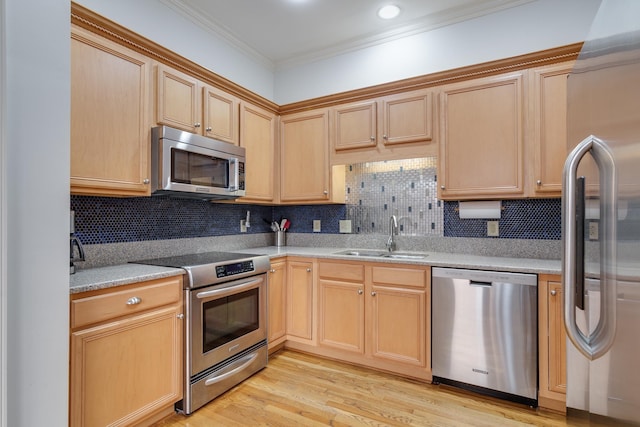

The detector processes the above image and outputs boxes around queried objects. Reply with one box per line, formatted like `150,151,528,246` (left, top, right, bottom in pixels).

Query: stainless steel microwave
151,126,246,200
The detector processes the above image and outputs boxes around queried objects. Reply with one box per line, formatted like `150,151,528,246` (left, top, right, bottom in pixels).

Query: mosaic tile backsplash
71,158,570,245
344,158,442,235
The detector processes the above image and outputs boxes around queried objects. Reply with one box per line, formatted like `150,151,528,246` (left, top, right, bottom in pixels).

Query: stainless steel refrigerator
563,0,640,424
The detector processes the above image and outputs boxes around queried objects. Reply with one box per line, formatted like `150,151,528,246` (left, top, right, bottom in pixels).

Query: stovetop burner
132,251,270,289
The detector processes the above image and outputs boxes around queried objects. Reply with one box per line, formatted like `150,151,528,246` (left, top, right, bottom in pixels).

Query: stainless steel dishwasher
431,267,538,406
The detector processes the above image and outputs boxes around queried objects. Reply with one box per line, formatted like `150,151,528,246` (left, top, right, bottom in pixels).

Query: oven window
202,288,259,352
172,148,229,188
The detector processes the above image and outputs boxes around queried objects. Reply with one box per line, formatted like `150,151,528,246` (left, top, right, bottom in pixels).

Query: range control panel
215,260,255,278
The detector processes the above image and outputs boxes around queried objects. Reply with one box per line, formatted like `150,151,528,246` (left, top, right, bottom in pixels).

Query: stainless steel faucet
386,215,398,252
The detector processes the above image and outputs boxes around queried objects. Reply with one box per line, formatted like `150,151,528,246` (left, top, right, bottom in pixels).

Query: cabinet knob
143,179,150,184
306,268,312,273
177,313,184,319
206,127,212,132
440,185,445,190
537,180,542,186
269,269,276,273
370,136,375,141
323,190,328,195
383,134,388,140
550,290,557,296
371,291,377,297
358,289,363,295
194,122,201,128
126,296,142,305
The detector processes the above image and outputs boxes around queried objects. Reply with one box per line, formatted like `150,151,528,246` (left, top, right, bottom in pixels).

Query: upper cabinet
70,26,152,196
529,62,573,197
156,64,239,145
238,101,278,203
439,71,526,200
280,109,345,204
330,89,437,164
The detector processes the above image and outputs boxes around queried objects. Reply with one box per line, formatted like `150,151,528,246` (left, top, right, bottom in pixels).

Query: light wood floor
153,349,596,427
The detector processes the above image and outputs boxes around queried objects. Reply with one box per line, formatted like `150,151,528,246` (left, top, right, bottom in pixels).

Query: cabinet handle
206,126,212,132
371,291,377,296
550,290,557,296
194,122,201,128
358,289,363,295
177,313,184,319
126,296,142,305
537,180,543,186
306,268,312,273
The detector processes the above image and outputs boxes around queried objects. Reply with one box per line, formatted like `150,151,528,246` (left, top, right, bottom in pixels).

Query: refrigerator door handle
562,134,618,361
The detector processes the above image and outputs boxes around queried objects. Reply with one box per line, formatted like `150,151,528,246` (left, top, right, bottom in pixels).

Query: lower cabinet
316,260,430,380
286,258,315,343
538,274,567,412
267,258,287,350
69,276,184,427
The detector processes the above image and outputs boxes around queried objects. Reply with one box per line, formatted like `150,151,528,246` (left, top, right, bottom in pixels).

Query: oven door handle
195,278,263,299
204,352,259,387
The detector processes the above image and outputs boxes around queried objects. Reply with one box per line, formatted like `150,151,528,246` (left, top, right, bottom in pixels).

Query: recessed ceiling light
377,4,401,20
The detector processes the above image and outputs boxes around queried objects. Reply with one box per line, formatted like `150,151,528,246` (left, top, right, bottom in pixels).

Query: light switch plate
339,220,352,233
313,220,321,232
589,221,599,240
487,220,499,237
240,220,247,233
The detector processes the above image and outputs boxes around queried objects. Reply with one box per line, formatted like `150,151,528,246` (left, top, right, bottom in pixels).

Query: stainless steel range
134,251,270,414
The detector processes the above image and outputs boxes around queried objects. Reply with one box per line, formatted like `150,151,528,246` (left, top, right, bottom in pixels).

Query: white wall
275,0,602,104
5,0,70,425
76,0,276,101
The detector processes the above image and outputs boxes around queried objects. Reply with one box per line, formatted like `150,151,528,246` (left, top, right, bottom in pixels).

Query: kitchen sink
333,249,427,259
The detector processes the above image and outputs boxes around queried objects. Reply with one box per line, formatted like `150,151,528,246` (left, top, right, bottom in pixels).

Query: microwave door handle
228,158,238,192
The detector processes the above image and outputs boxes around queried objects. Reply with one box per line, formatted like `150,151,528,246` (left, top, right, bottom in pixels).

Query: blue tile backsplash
72,158,567,245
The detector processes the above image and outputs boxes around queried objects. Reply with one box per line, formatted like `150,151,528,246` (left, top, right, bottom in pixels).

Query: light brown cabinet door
381,91,434,145
286,260,314,340
318,279,365,353
531,63,572,196
70,305,183,427
70,26,151,196
280,110,330,202
547,281,567,394
239,101,276,202
268,260,287,348
203,85,239,144
538,275,567,412
156,64,200,134
331,100,377,151
439,71,525,199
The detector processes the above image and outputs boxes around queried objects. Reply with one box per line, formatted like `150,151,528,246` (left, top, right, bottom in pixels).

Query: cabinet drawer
371,266,426,288
71,276,182,329
318,262,365,282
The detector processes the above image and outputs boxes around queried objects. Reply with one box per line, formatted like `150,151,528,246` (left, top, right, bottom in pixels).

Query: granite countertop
69,264,184,294
70,246,562,294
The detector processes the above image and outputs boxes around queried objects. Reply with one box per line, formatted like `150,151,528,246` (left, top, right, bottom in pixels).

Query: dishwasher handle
469,281,492,287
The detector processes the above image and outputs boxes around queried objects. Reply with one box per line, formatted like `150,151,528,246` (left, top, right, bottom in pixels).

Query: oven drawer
71,276,182,329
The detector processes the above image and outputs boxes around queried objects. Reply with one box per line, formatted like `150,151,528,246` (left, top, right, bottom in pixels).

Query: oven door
188,273,267,376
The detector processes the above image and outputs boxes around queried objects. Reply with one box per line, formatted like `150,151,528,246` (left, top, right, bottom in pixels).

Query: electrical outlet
240,219,247,233
339,220,352,233
589,221,599,240
313,220,321,232
487,221,499,237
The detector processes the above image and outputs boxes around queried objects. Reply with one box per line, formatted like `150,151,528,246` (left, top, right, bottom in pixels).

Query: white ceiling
160,0,534,69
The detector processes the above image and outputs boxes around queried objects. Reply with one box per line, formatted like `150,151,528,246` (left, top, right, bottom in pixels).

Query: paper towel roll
458,201,502,219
